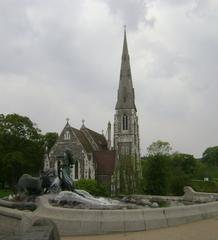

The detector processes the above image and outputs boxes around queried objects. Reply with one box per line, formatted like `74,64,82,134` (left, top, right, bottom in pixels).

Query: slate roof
71,127,94,153
70,126,108,153
83,127,108,150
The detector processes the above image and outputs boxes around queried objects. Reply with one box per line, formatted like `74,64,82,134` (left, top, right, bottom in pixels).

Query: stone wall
0,206,22,235
183,186,218,202
0,212,60,240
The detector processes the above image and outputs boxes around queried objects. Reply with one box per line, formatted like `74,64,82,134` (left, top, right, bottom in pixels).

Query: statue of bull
17,172,52,195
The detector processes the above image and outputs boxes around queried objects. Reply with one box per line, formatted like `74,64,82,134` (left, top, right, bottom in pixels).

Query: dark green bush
144,155,170,195
190,180,218,193
74,179,109,197
0,189,12,198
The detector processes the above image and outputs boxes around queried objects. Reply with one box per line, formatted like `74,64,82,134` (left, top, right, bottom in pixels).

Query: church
44,29,140,187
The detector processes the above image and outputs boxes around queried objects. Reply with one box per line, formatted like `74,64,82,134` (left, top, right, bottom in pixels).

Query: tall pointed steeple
113,27,141,193
115,28,136,110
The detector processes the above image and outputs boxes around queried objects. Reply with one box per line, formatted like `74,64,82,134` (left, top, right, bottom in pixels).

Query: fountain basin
1,187,218,236
28,194,218,236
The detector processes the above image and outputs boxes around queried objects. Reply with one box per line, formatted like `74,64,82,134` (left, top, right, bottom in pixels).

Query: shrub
74,179,109,197
145,155,170,195
190,180,218,193
0,189,12,198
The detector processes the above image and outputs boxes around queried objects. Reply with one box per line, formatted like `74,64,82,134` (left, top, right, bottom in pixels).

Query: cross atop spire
115,28,136,110
66,118,70,126
81,119,85,128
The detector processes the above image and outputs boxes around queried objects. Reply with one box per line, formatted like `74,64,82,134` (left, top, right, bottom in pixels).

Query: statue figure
56,149,75,192
61,150,75,191
17,171,53,195
16,150,76,195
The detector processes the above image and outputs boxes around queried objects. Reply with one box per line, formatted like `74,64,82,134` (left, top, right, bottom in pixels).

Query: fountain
1,150,218,236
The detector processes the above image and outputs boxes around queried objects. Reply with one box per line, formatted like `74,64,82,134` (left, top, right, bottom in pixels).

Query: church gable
58,123,78,143
47,123,96,180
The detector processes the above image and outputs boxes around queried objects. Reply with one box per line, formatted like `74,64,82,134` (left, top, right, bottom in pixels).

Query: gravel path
63,218,218,240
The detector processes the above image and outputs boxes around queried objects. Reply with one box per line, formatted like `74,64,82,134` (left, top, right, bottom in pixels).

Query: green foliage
190,180,218,193
0,189,12,198
147,140,172,156
0,114,41,140
171,153,197,175
2,151,26,188
142,141,214,196
74,179,109,197
168,153,197,195
44,132,58,152
144,155,170,195
202,146,218,167
192,161,208,179
0,114,45,188
169,170,189,195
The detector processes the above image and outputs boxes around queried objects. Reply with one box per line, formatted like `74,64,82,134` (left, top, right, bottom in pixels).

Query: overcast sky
0,0,218,157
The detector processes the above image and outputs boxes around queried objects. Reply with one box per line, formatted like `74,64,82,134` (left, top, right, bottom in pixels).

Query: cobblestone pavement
63,218,218,240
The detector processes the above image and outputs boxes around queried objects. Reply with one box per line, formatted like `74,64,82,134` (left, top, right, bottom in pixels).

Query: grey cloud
0,0,218,157
161,0,195,6
104,0,155,29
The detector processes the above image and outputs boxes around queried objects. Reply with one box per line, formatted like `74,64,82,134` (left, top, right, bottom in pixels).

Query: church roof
115,29,136,110
67,125,108,153
83,127,108,150
71,127,94,153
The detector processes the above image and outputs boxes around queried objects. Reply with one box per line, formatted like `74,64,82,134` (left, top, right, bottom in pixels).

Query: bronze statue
56,149,75,191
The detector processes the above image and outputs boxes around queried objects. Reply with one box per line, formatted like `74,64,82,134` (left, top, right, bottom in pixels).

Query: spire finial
66,118,70,124
124,25,126,31
82,119,85,128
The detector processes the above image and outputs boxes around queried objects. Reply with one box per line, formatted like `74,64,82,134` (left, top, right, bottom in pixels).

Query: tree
44,132,58,152
171,153,197,176
0,114,44,188
147,140,172,156
169,153,197,195
202,146,218,166
145,155,170,195
2,151,26,189
0,114,41,140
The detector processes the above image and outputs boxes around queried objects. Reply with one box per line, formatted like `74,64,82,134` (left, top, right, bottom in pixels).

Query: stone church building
44,29,140,186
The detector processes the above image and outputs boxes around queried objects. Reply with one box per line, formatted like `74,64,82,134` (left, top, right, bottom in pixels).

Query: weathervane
66,118,70,124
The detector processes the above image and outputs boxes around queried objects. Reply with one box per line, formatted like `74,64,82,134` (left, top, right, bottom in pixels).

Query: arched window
122,114,128,130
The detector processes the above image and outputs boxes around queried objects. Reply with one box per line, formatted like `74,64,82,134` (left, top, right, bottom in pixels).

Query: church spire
115,27,136,110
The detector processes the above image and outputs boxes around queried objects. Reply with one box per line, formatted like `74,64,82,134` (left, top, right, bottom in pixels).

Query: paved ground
63,218,218,240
